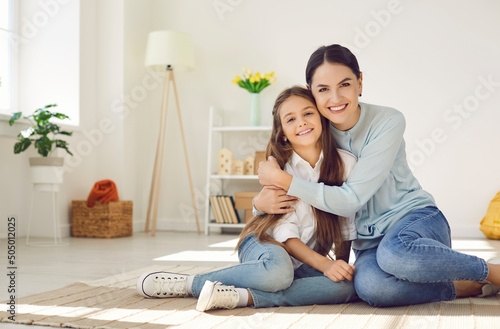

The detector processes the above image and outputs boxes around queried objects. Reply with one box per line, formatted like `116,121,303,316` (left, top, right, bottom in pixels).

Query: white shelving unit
204,106,272,234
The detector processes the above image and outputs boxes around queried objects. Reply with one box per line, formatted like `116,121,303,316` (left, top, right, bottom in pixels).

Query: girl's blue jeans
353,206,489,307
191,234,356,308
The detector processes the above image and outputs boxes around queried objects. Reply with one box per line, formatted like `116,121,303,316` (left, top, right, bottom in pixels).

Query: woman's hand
254,185,298,214
258,156,293,190
257,156,283,186
321,259,356,282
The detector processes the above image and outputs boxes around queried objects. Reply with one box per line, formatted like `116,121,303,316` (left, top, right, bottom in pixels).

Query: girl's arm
258,112,406,217
284,238,355,282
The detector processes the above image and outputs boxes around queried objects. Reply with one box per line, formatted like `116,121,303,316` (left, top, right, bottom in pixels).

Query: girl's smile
296,128,313,136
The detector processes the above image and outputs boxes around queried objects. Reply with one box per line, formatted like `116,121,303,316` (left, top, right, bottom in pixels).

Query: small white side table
26,183,67,246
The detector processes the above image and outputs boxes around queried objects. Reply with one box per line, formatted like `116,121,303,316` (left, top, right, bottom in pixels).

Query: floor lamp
144,30,200,236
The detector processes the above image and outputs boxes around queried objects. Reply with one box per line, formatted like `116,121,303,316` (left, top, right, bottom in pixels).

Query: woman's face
279,95,322,153
309,62,363,131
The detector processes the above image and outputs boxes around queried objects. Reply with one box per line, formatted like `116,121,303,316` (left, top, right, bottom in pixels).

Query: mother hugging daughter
136,44,500,310
255,44,500,306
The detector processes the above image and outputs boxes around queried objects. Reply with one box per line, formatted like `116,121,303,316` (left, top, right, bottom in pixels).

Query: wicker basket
71,200,133,238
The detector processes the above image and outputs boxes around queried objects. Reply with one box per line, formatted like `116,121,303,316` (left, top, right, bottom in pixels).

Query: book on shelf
225,196,240,224
209,195,241,224
218,196,231,223
209,196,224,223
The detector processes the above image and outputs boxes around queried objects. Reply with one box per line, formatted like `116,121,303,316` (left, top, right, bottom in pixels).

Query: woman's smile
327,104,348,114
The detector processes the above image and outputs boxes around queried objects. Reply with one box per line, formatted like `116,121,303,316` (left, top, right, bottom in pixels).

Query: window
0,1,79,126
0,0,14,114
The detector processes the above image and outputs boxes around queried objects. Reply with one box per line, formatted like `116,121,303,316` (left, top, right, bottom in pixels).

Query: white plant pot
29,157,64,192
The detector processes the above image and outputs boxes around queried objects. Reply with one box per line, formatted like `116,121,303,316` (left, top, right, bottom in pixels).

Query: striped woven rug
1,265,499,329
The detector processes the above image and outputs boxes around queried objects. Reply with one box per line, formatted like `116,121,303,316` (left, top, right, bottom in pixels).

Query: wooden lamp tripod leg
145,69,200,235
145,70,171,235
170,71,201,235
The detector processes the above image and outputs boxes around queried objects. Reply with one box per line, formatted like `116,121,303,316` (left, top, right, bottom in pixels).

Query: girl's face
279,95,322,152
309,62,363,131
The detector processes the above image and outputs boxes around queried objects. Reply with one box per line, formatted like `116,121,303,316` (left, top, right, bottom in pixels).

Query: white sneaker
196,281,239,312
478,257,500,297
137,271,189,298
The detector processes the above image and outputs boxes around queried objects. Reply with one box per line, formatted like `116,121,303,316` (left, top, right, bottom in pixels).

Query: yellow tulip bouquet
231,67,276,93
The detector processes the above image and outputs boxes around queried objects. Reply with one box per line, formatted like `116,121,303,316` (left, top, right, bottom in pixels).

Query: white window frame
0,0,19,121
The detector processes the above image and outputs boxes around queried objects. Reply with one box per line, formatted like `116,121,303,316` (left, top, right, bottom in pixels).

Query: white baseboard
7,222,484,239
134,222,488,238
450,225,486,239
133,219,199,233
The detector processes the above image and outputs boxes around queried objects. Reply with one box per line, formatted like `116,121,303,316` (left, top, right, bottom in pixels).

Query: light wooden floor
1,232,500,329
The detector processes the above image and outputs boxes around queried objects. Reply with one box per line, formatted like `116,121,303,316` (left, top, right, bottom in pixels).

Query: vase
29,157,64,192
249,93,261,126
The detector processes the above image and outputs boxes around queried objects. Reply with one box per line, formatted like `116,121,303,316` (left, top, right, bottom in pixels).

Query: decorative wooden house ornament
217,148,233,175
232,159,244,175
244,156,254,175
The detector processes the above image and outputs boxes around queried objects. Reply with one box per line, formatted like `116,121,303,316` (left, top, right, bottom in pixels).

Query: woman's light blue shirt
286,102,436,250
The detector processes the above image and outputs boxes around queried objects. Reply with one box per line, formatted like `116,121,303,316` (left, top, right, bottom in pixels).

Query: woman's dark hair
305,44,361,87
236,86,346,259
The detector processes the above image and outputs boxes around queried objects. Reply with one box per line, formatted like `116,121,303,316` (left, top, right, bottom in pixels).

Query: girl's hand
254,185,298,214
284,238,355,283
258,156,285,187
322,259,356,282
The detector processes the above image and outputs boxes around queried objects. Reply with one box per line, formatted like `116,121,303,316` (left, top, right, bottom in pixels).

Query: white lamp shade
144,30,195,71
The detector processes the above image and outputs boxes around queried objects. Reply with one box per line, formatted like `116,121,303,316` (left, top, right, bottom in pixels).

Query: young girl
255,44,500,306
136,86,358,311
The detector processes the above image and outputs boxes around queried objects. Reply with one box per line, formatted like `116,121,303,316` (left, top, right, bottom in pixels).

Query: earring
359,93,362,97
283,137,288,142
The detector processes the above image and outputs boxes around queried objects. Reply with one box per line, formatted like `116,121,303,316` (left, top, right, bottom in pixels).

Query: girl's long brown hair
236,86,346,259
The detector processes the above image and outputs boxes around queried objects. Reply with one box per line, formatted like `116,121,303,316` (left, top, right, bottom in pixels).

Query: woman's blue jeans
191,234,356,308
353,206,489,307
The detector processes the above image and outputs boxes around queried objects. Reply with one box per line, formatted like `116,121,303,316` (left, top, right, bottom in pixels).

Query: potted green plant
9,104,73,191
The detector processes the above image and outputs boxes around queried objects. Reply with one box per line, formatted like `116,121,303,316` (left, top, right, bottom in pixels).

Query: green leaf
9,112,22,126
35,136,52,157
255,80,263,93
55,139,73,156
55,139,67,147
35,125,50,137
57,131,73,136
258,82,270,93
46,122,60,134
243,79,253,93
13,138,31,154
54,112,69,120
37,110,52,123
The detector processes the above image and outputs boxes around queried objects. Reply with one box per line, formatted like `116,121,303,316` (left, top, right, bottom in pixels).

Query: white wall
1,0,499,239
131,0,500,237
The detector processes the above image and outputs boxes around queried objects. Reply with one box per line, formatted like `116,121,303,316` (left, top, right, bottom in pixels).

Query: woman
255,44,500,307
